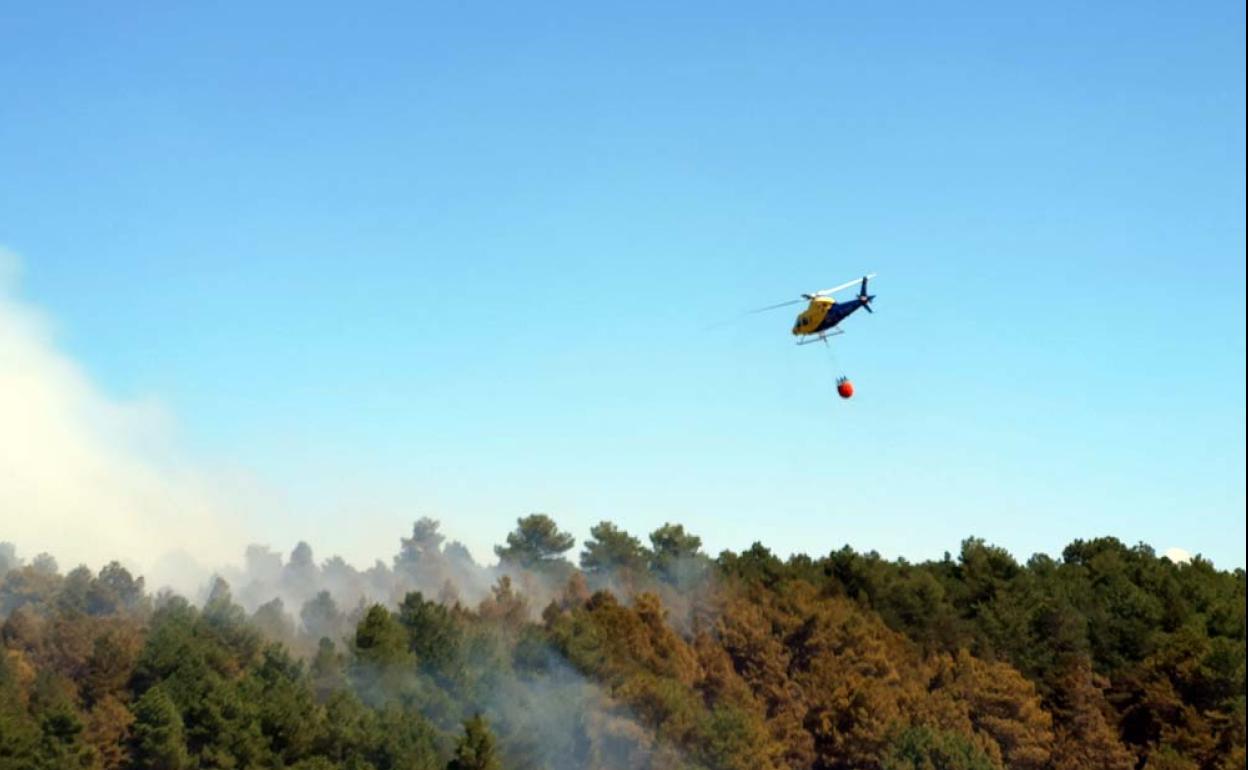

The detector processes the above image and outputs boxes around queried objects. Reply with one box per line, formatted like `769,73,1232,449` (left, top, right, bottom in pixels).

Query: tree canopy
0,526,1241,770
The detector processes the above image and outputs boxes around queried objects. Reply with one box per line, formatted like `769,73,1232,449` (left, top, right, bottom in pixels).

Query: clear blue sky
3,2,1244,569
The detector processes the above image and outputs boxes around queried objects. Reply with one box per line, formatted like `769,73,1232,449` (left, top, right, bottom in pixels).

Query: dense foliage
1,522,1242,769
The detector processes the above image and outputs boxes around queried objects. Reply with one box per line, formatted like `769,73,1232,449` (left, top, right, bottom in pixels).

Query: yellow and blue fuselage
792,296,870,337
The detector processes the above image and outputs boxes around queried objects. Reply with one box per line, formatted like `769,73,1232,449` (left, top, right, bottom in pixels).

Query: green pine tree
130,686,189,770
447,714,501,770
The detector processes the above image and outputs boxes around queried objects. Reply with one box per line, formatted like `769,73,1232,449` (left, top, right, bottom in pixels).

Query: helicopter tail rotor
859,276,875,313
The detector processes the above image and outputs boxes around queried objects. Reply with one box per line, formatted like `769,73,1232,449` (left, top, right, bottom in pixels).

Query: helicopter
751,274,877,345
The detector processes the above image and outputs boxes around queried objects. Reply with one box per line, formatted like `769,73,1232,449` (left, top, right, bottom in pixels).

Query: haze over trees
1,516,1243,769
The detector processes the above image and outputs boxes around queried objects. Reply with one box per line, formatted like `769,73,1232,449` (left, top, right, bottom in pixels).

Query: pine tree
580,522,650,575
494,514,575,569
882,726,1000,770
1047,656,1134,770
447,714,501,770
130,686,189,770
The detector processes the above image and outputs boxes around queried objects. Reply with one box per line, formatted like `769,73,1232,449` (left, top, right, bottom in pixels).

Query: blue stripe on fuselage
815,300,862,332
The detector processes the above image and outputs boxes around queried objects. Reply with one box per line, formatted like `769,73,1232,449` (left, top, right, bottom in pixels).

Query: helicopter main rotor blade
809,273,877,297
745,298,805,314
703,297,803,330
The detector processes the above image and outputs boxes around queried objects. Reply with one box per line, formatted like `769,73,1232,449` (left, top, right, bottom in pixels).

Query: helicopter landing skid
796,329,844,346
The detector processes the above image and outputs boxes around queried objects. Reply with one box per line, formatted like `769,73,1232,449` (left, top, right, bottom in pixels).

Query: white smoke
0,247,251,591
1163,547,1193,565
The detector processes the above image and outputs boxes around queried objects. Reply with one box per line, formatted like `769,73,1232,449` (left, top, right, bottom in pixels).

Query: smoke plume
0,248,249,590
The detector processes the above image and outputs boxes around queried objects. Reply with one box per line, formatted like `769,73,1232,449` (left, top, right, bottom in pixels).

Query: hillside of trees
1,518,1243,769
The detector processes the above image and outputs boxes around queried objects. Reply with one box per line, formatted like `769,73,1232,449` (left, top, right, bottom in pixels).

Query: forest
1,517,1243,770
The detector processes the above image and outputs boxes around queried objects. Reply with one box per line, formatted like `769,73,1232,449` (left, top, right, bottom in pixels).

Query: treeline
0,520,1243,769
